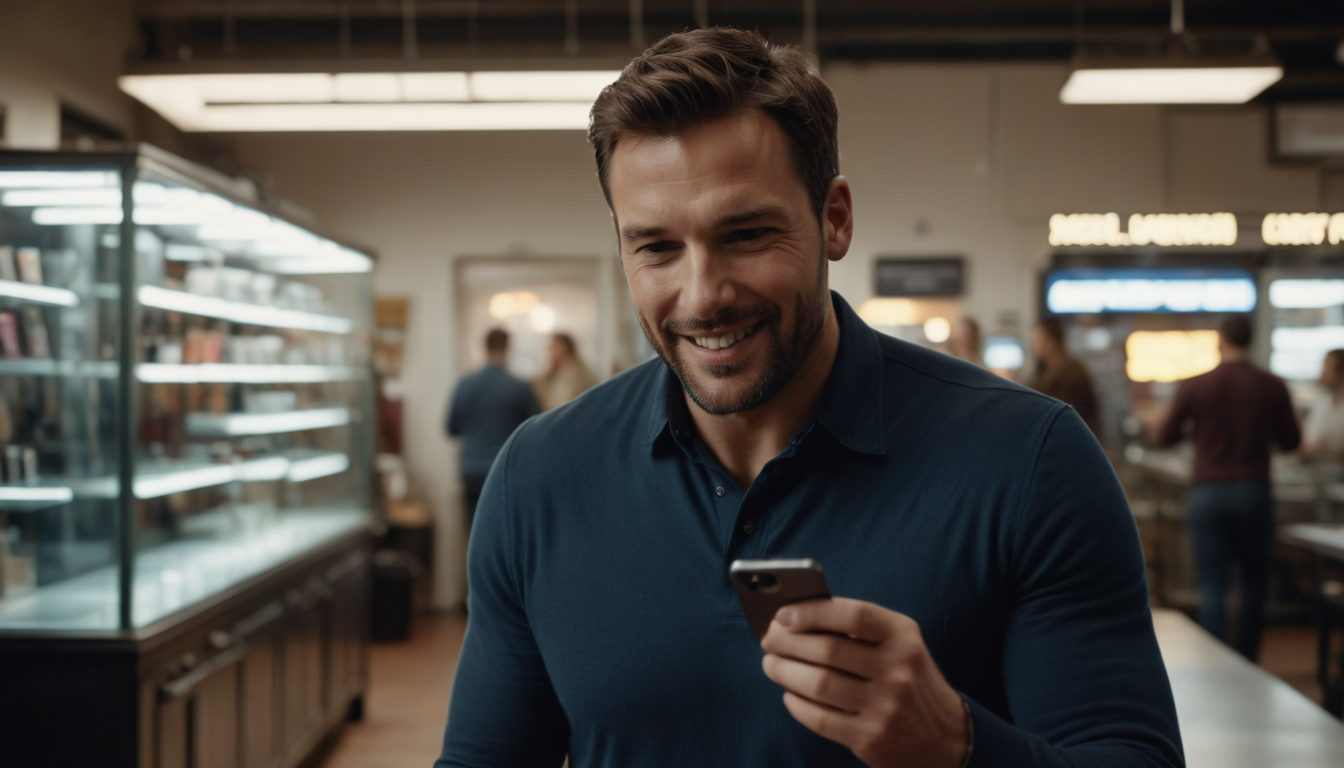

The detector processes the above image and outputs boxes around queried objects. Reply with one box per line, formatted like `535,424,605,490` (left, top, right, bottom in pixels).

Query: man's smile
688,321,762,351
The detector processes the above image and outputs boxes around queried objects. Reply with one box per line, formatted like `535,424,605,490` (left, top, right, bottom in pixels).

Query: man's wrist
955,693,975,768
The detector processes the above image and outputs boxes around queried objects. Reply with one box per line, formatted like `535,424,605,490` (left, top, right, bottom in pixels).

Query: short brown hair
1036,317,1065,346
485,329,509,353
589,28,839,218
1220,314,1252,348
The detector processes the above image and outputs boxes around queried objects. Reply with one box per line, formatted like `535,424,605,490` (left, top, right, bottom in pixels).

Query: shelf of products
0,147,374,631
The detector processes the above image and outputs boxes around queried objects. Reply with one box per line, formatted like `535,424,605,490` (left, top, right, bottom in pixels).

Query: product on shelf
20,306,51,358
0,312,20,359
15,247,42,285
0,246,16,282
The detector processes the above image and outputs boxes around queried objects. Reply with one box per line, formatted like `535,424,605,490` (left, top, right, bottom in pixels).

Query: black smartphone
729,558,831,639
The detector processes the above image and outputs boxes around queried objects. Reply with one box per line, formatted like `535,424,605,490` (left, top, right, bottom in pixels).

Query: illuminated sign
1048,212,1238,247
1045,269,1256,314
875,257,964,297
1261,213,1344,246
1268,279,1344,309
1125,330,1221,383
984,337,1024,370
1270,326,1344,380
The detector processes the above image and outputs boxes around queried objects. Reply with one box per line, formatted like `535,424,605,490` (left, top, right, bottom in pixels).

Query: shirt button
743,521,755,534
715,486,725,497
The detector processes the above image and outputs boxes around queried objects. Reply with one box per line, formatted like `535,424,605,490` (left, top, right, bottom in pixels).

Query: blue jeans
1187,480,1275,661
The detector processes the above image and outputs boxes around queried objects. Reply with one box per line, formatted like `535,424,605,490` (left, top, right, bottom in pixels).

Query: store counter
1154,608,1344,766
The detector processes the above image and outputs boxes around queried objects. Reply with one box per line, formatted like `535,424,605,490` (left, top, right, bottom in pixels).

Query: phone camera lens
743,574,760,591
760,573,779,591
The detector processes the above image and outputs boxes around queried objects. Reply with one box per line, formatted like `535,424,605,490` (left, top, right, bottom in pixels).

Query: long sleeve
435,427,570,767
446,380,467,437
1155,382,1191,448
1271,379,1302,452
965,406,1184,768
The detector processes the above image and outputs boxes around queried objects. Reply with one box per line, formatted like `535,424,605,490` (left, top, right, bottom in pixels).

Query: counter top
1281,523,1344,561
1154,608,1344,767
0,509,370,633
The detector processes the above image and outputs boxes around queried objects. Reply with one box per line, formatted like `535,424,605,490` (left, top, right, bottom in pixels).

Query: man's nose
683,244,736,322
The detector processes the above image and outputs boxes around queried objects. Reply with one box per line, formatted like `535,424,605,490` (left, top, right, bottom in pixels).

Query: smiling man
436,28,1183,768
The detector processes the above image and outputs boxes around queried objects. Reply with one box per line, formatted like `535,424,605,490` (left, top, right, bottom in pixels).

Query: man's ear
823,177,854,263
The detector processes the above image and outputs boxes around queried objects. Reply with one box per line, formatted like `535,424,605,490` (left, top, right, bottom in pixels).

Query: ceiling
131,0,1344,101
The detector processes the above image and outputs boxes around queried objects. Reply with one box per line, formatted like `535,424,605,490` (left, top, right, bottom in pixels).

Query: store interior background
2,0,1338,613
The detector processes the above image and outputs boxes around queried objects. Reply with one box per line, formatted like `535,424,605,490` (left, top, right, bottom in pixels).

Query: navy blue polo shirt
437,293,1183,768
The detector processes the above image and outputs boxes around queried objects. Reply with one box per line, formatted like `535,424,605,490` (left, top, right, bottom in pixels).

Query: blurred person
947,315,983,367
1156,315,1300,661
1029,317,1099,436
445,329,540,533
438,28,1180,768
1302,349,1344,461
535,332,596,409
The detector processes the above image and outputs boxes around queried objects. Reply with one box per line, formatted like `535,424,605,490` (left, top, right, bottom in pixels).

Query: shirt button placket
715,486,725,497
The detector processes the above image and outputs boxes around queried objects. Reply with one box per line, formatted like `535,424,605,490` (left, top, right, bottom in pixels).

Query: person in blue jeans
1157,315,1301,660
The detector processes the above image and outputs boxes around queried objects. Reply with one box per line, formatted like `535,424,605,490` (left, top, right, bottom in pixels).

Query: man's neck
486,354,507,368
685,298,842,491
1221,346,1249,363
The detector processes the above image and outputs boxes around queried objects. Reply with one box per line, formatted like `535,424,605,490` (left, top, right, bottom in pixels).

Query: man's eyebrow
714,205,789,228
619,224,668,242
618,205,789,243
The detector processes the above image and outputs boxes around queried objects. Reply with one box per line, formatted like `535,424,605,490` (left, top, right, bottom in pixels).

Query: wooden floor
315,613,1324,767
317,612,468,768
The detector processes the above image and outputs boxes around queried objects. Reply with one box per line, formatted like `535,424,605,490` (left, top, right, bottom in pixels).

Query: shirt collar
644,291,886,456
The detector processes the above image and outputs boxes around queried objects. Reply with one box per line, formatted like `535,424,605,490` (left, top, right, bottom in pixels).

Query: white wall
0,0,138,148
233,131,615,607
231,62,1323,609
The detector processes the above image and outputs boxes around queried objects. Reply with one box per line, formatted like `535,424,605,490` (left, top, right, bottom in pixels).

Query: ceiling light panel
119,70,621,131
1060,66,1283,105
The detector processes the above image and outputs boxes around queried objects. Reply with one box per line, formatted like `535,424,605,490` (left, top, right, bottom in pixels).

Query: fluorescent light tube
3,189,122,207
32,207,124,225
468,70,619,102
0,171,118,188
0,279,80,307
1060,66,1283,104
164,101,595,132
118,71,620,131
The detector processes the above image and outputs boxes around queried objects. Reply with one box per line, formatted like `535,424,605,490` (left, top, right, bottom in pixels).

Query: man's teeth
693,325,755,350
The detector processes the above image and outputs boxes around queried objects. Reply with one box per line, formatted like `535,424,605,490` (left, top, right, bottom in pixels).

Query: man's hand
759,598,969,768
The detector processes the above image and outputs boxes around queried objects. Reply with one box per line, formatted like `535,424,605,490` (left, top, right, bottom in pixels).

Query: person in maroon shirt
1156,314,1301,660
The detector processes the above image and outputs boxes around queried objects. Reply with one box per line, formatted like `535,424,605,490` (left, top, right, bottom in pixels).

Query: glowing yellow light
488,291,540,320
923,317,952,344
1125,330,1221,383
858,298,918,327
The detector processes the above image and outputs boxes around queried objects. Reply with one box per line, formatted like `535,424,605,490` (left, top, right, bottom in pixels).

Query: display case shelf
185,407,352,437
0,146,373,635
0,485,75,511
138,285,353,334
0,509,367,630
0,358,117,377
0,278,79,307
138,362,366,384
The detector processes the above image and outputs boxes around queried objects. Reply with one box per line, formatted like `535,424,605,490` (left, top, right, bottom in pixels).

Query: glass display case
0,146,373,633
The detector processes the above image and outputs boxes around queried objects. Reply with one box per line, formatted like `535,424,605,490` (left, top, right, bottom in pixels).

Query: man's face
607,110,842,415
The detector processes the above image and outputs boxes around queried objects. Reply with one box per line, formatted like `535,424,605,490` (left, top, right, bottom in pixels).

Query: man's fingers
780,690,866,745
759,624,882,680
762,653,870,714
773,596,906,643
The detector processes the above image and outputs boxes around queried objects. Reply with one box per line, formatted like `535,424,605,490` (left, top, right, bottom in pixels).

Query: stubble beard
637,257,830,416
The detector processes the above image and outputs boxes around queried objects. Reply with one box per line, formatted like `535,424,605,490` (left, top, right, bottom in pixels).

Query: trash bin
370,549,422,642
